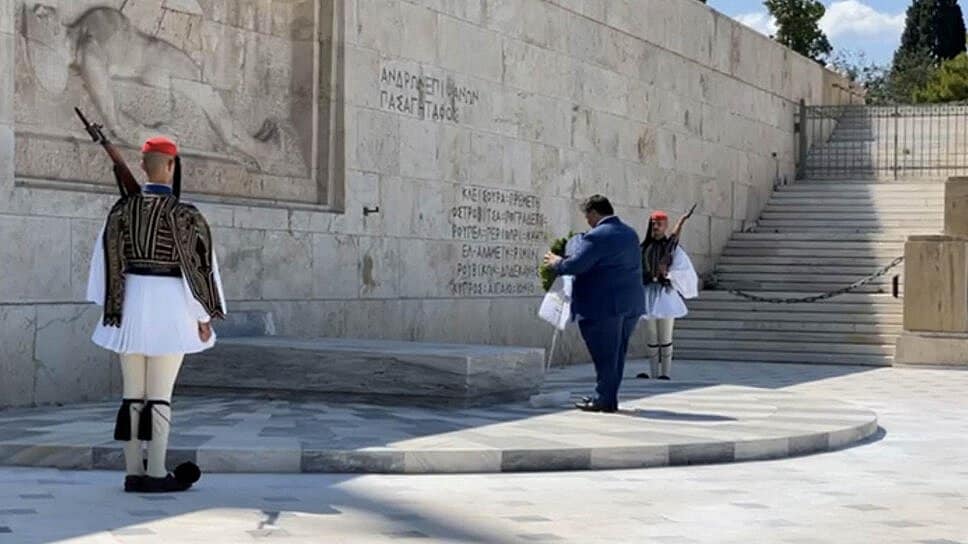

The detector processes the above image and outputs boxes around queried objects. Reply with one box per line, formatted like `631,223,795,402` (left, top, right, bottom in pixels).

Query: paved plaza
0,360,966,543
0,362,876,474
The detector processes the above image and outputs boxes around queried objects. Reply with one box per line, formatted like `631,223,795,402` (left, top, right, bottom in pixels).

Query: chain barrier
707,256,905,304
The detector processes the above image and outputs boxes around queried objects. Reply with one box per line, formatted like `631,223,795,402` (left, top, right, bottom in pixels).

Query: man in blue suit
543,195,645,413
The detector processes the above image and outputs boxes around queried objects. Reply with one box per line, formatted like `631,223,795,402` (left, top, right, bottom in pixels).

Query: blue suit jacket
553,216,646,321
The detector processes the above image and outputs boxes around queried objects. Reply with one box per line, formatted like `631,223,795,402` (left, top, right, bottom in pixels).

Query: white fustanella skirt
641,282,689,320
91,275,217,356
640,245,698,321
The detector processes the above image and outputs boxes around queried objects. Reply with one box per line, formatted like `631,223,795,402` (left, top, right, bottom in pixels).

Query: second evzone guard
637,207,699,380
87,136,226,493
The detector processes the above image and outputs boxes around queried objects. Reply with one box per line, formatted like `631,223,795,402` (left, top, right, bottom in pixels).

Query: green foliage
829,50,894,104
914,52,968,102
538,234,574,292
892,47,941,103
763,0,833,63
895,0,966,66
936,1,967,60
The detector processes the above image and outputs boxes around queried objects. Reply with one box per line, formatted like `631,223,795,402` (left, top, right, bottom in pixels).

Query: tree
914,52,968,102
764,0,833,63
895,0,967,65
829,50,893,104
936,1,967,60
892,47,940,102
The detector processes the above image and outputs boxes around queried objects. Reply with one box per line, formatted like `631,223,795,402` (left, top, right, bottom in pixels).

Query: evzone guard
86,135,225,492
637,206,699,381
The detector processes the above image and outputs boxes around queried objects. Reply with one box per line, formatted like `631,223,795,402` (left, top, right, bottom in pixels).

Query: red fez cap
141,136,178,156
650,210,669,221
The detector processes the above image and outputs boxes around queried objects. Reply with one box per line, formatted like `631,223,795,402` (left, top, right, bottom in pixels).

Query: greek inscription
378,65,479,123
448,186,546,297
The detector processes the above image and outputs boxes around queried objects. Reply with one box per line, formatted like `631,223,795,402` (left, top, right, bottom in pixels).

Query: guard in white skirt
87,136,226,493
636,207,698,380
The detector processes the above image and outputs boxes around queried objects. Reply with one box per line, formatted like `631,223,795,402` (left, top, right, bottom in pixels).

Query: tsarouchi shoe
123,475,146,493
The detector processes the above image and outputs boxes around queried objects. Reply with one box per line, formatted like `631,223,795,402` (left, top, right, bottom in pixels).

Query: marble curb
0,417,878,474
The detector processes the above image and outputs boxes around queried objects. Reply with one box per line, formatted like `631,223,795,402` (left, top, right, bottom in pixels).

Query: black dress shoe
124,475,146,493
575,398,603,412
575,399,618,413
657,375,671,380
140,474,193,493
636,372,650,379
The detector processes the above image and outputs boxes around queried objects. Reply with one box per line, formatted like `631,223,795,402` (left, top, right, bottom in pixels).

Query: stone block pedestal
895,177,968,365
895,331,968,366
180,335,546,407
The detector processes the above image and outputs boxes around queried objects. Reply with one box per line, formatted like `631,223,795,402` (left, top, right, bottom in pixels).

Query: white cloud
820,0,905,39
733,12,778,37
731,1,903,41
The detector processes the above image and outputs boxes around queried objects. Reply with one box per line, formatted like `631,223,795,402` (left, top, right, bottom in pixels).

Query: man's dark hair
581,194,614,216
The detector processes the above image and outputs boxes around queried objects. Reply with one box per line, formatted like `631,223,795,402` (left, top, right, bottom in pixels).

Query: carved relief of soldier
17,0,310,184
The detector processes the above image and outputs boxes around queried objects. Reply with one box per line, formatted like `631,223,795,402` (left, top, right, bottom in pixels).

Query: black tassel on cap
173,156,182,199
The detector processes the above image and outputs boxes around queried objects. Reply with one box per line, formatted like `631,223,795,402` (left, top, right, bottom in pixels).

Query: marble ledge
14,178,342,215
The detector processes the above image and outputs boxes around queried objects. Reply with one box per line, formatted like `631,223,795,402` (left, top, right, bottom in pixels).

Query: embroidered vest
102,194,224,326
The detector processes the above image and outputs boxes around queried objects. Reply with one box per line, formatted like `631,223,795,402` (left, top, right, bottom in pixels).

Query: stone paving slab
0,364,878,474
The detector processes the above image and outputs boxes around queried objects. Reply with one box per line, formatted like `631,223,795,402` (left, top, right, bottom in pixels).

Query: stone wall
0,0,852,408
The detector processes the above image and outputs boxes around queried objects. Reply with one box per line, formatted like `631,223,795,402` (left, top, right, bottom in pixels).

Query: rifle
74,108,141,197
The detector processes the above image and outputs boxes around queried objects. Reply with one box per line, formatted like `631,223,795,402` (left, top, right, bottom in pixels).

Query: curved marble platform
0,380,877,474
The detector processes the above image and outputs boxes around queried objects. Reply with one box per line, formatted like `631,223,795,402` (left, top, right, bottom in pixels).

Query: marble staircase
677,179,944,366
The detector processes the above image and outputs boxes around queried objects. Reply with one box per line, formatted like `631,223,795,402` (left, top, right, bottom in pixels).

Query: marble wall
0,0,853,407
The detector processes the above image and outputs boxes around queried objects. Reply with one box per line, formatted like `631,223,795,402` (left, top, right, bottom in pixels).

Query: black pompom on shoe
174,462,202,486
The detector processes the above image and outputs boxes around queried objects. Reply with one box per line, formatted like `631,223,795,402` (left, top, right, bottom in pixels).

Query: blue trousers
578,315,639,410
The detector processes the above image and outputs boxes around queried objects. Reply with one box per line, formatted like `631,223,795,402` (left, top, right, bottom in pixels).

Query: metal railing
796,102,968,180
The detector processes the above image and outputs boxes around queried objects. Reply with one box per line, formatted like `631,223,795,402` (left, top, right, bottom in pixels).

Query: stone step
721,250,904,260
718,256,902,266
686,308,901,324
764,200,941,208
759,211,939,220
675,328,898,345
731,232,908,243
673,338,893,356
675,348,892,366
716,263,899,275
799,177,951,183
711,282,896,294
773,188,944,198
715,273,899,285
752,227,934,234
678,318,901,334
767,198,943,207
802,177,956,184
777,183,944,192
757,219,940,227
690,289,898,306
688,296,904,312
721,249,904,259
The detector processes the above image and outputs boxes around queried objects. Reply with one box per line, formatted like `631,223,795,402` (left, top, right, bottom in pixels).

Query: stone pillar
894,177,968,365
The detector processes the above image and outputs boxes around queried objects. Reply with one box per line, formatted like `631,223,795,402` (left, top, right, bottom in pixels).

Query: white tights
645,318,675,378
119,353,184,478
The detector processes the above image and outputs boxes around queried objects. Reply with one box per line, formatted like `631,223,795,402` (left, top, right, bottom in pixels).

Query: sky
707,0,968,65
